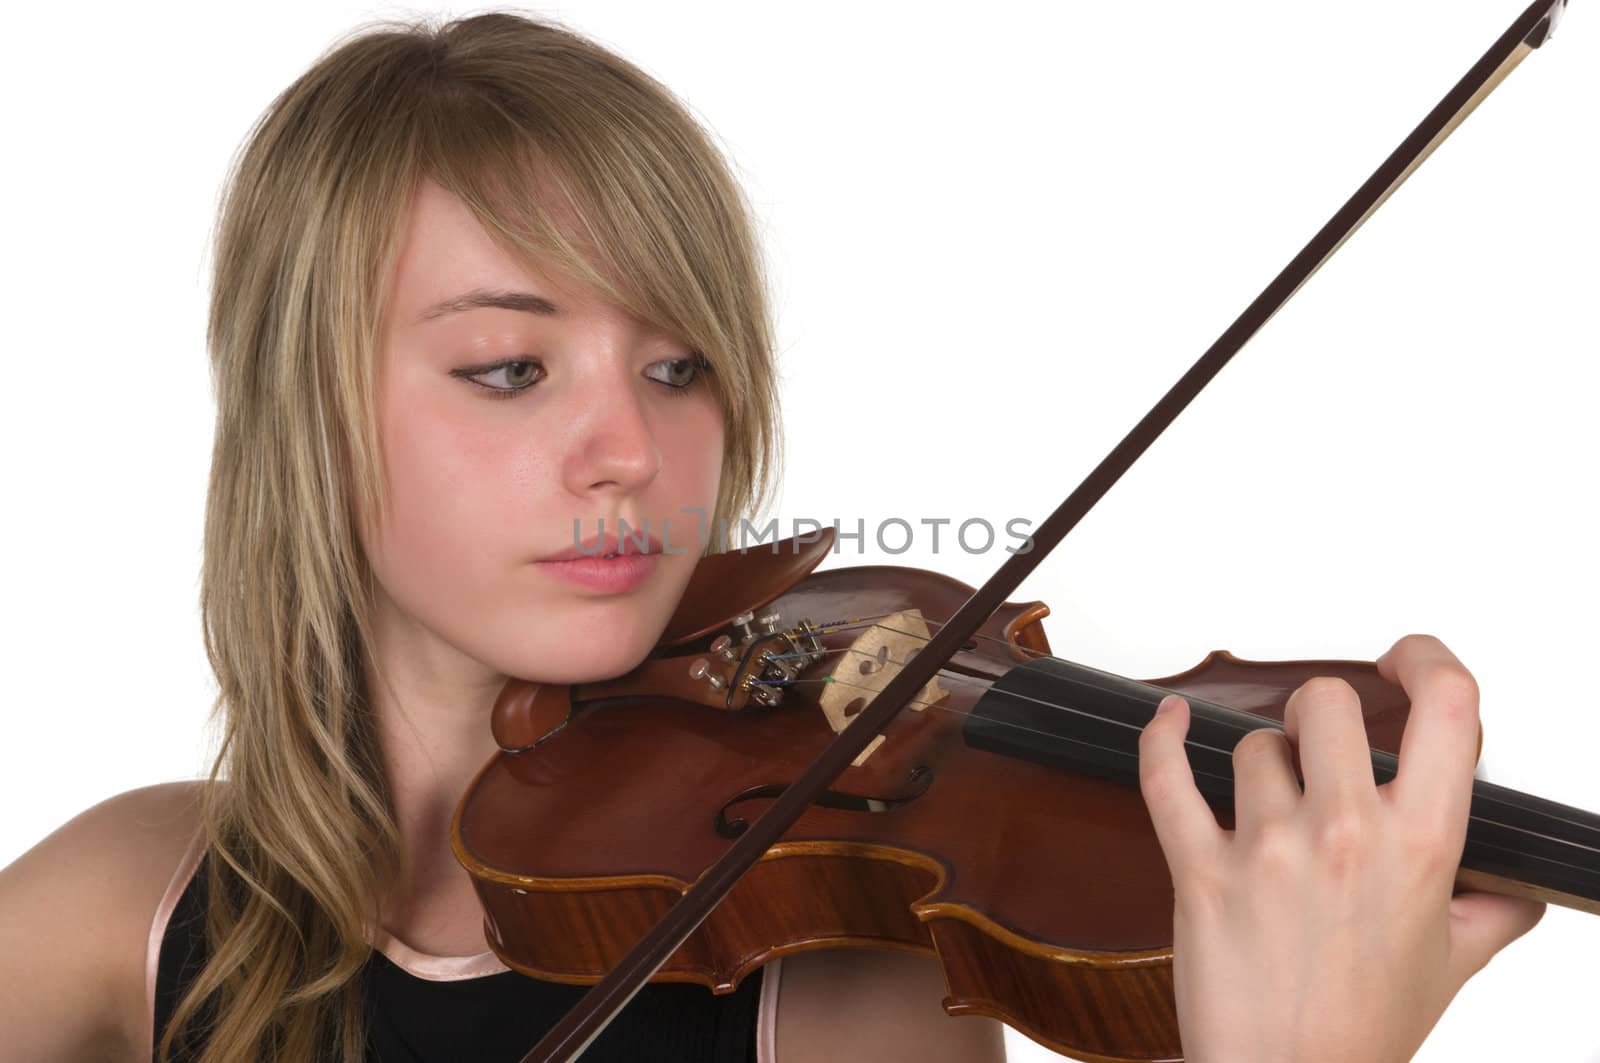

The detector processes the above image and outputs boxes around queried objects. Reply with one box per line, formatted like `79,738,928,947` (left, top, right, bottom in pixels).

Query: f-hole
713,765,934,839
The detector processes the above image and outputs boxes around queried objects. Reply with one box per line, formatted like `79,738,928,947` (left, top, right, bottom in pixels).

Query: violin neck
964,656,1600,916
1454,778,1600,915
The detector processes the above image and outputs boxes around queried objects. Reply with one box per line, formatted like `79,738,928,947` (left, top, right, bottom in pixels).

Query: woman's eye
647,354,709,391
454,358,544,398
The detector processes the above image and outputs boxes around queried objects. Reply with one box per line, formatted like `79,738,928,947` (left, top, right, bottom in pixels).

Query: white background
2,1,1595,1060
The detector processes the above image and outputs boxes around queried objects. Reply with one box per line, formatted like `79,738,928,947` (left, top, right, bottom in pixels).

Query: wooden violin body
453,531,1425,1062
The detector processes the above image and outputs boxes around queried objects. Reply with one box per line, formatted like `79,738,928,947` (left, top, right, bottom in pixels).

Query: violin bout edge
460,836,1186,1063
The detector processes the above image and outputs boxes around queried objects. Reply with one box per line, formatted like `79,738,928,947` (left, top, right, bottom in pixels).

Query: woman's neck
366,598,510,954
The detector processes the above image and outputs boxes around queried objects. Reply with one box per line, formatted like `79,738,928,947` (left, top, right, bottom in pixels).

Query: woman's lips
534,552,659,593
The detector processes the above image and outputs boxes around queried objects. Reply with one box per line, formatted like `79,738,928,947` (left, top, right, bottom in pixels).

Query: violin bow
520,2,1570,1058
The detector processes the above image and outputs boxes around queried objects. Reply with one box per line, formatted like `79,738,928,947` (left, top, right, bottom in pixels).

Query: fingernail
1154,695,1177,716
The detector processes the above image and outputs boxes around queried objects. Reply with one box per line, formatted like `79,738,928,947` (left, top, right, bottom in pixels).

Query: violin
454,523,1600,1061
449,1,1596,1060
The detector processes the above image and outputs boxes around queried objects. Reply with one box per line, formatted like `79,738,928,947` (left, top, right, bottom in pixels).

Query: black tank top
152,853,764,1062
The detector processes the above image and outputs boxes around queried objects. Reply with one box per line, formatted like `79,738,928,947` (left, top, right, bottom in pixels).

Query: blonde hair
169,11,781,1060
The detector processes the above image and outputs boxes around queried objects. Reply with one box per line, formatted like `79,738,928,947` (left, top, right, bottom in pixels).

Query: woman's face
362,178,725,686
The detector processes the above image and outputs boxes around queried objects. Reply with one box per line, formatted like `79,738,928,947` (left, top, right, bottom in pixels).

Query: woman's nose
562,372,662,496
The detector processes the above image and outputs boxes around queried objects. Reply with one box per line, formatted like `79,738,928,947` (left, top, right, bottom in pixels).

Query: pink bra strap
144,823,208,1034
757,957,783,1063
370,928,510,981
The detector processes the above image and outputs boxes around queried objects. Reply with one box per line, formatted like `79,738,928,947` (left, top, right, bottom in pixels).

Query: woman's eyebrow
415,287,560,323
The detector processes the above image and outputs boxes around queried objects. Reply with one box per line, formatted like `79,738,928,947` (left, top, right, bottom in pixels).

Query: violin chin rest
490,679,573,752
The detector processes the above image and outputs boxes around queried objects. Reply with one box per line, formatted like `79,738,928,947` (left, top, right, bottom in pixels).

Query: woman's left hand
1137,633,1546,1063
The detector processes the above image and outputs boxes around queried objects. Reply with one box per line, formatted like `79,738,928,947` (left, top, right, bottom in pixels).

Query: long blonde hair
169,12,781,1060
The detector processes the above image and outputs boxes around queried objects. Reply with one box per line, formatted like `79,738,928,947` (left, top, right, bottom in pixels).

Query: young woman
0,10,1549,1062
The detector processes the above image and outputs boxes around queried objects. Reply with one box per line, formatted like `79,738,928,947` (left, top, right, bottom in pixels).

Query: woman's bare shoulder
0,780,209,1062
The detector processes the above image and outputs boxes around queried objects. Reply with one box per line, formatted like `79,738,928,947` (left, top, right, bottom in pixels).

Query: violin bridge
818,608,950,767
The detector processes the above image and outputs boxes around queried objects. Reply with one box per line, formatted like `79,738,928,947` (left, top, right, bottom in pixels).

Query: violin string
770,660,1258,771
755,647,1600,863
776,611,1051,662
766,622,1380,762
734,613,1033,668
806,626,1600,847
790,667,1600,868
777,665,1241,787
764,650,1228,755
741,618,1600,854
774,615,1553,801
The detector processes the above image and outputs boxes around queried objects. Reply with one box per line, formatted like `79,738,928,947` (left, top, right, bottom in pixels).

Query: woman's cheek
367,399,510,594
663,397,726,552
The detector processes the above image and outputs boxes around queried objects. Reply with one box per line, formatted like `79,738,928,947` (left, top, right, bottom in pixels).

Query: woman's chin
475,573,692,685
492,630,662,687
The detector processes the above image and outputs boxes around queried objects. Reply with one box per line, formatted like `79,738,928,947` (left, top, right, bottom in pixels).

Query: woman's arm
776,948,1005,1062
0,781,204,1062
1139,633,1545,1063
